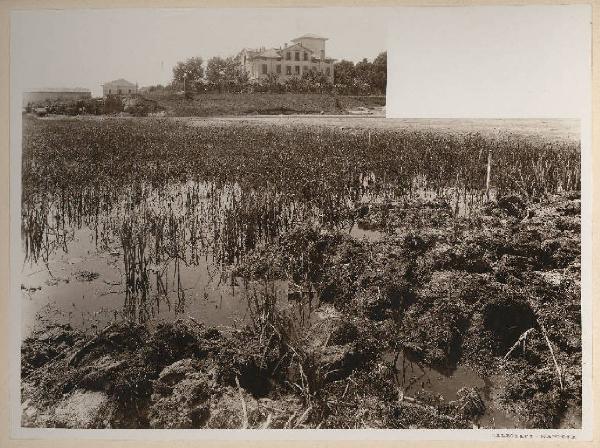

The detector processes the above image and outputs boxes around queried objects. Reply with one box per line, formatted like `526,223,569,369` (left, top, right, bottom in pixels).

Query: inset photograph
12,6,586,433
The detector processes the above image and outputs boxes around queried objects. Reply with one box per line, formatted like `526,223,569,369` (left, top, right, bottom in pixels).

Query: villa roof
257,48,282,59
283,43,314,53
292,34,328,41
103,78,136,87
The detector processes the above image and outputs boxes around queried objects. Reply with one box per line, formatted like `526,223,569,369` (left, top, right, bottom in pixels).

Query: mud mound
451,387,486,421
500,364,568,428
356,198,453,232
400,298,469,369
22,324,83,376
298,316,378,384
149,358,217,428
353,257,417,320
206,389,304,429
423,236,492,274
496,195,527,218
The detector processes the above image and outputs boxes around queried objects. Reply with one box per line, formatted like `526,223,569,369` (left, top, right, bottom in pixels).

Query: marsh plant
22,117,580,323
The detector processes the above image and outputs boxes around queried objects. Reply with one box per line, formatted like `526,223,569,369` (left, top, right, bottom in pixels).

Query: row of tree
168,52,386,95
333,53,387,95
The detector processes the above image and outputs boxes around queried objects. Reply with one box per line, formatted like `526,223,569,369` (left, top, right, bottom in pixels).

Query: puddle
21,223,307,337
385,349,517,428
350,223,384,241
20,179,320,338
559,405,583,429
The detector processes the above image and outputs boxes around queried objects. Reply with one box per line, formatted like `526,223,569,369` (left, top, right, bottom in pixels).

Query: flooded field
181,116,580,142
20,115,582,429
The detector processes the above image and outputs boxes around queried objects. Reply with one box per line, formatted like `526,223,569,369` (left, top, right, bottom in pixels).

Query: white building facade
239,34,335,82
102,79,138,97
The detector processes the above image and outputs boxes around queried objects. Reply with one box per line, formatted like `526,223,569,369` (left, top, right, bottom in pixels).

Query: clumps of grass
399,298,470,369
499,363,569,428
452,387,486,421
74,270,100,282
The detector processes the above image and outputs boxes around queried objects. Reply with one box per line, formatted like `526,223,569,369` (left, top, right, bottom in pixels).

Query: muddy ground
21,191,581,429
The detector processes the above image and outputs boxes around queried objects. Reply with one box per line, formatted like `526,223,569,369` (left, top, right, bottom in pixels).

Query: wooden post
485,147,492,200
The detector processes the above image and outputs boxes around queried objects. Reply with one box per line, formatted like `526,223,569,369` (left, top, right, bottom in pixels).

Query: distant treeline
144,52,387,96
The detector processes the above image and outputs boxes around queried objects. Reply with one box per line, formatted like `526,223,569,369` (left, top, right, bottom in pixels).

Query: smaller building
102,79,138,97
23,88,91,107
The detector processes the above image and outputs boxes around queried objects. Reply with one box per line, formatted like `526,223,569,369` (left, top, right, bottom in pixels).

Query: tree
301,70,331,93
172,57,204,91
206,56,228,85
334,53,386,94
372,51,387,93
333,60,356,88
206,56,248,92
258,73,282,93
283,76,303,93
354,58,373,88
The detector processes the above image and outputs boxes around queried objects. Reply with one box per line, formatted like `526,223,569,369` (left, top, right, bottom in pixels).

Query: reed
21,117,581,323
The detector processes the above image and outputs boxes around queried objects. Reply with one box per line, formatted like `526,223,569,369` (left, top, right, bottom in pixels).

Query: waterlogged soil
21,215,375,338
22,191,582,429
21,222,289,337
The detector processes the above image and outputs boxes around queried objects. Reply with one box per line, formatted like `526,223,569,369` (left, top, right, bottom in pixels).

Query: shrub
104,95,124,114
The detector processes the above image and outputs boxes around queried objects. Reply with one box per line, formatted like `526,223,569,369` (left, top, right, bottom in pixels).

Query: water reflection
21,175,486,335
385,348,516,428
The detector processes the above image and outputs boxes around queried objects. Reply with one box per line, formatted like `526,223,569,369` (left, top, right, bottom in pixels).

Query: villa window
294,65,300,75
286,65,291,75
262,64,268,74
303,52,308,61
326,67,331,76
295,51,300,61
276,65,281,74
118,89,122,94
286,52,291,60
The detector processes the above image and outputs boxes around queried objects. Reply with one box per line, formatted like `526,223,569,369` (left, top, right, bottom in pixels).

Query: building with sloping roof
23,88,91,107
102,78,138,97
239,34,334,82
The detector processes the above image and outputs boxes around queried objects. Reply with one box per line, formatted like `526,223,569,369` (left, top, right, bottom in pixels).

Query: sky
11,7,389,97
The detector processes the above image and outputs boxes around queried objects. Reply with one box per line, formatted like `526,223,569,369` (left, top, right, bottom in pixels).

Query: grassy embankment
143,91,386,116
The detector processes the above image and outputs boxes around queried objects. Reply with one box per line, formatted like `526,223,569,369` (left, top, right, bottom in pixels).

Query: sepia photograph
8,4,591,438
